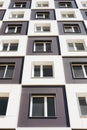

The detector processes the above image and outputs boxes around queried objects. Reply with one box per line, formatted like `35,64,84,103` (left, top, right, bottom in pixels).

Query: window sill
28,116,57,119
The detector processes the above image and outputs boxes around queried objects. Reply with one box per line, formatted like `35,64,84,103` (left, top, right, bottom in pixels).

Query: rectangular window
33,65,53,78
35,25,50,32
11,13,24,18
0,2,3,7
59,2,72,8
62,13,75,18
0,64,15,79
78,96,87,116
36,12,49,19
1,43,18,51
33,41,51,52
30,95,55,117
5,24,22,34
71,64,87,78
64,24,81,33
37,1,49,7
68,42,85,51
13,2,26,8
0,95,8,116
81,2,87,7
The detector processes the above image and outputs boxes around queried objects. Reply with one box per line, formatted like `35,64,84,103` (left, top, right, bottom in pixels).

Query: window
35,25,50,32
1,43,18,51
5,24,22,34
30,95,55,117
62,13,75,18
71,64,87,78
0,64,15,79
68,42,85,51
13,2,26,8
64,24,81,33
33,64,53,77
36,1,49,7
33,41,51,52
81,2,87,7
59,2,72,8
10,12,24,18
78,96,87,116
0,94,8,116
36,12,49,19
0,2,3,7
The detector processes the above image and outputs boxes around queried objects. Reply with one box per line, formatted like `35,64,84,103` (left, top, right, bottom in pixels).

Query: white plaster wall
0,35,27,56
3,9,31,21
55,9,83,21
59,35,87,56
17,128,71,130
66,84,87,128
0,85,21,128
0,0,10,9
28,21,58,36
31,0,55,9
22,56,65,85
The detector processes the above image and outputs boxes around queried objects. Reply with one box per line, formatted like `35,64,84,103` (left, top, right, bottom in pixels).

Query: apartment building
0,0,87,130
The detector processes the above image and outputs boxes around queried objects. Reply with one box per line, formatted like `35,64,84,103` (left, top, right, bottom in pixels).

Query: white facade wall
0,85,21,128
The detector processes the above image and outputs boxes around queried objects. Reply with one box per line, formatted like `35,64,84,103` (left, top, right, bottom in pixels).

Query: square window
33,64,53,78
71,64,87,78
0,95,8,116
0,64,15,79
64,24,81,33
78,96,87,116
5,24,22,34
29,95,55,117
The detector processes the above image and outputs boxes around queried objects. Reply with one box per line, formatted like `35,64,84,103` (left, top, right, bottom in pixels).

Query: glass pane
74,26,80,33
68,43,74,51
36,26,41,32
43,26,50,32
17,26,21,33
36,43,44,52
45,12,49,19
34,66,40,77
0,97,8,115
46,43,51,52
84,65,87,76
0,66,5,78
72,65,84,78
79,97,87,115
5,65,14,78
64,26,72,32
37,13,43,18
18,14,24,18
10,43,18,51
3,44,8,51
47,97,55,117
43,65,53,77
32,97,44,117
8,26,15,33
75,43,85,51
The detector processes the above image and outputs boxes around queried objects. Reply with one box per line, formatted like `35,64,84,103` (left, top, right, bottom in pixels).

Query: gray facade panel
80,10,87,20
63,57,87,83
0,57,23,84
18,86,69,127
30,10,56,20
58,21,87,35
27,36,60,55
0,22,28,35
0,10,5,20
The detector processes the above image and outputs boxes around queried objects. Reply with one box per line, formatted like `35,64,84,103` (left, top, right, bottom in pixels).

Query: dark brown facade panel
27,36,61,55
18,86,70,127
63,57,87,83
0,57,24,84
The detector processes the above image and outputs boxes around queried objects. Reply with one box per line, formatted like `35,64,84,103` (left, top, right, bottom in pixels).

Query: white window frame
33,41,51,52
61,12,75,18
36,1,49,7
67,42,86,51
5,25,22,34
72,64,87,78
32,63,53,78
30,95,55,117
10,12,24,18
35,24,50,32
64,25,80,33
36,12,49,19
0,64,15,79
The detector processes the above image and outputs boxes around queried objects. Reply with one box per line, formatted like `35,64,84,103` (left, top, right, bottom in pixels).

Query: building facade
0,0,87,130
